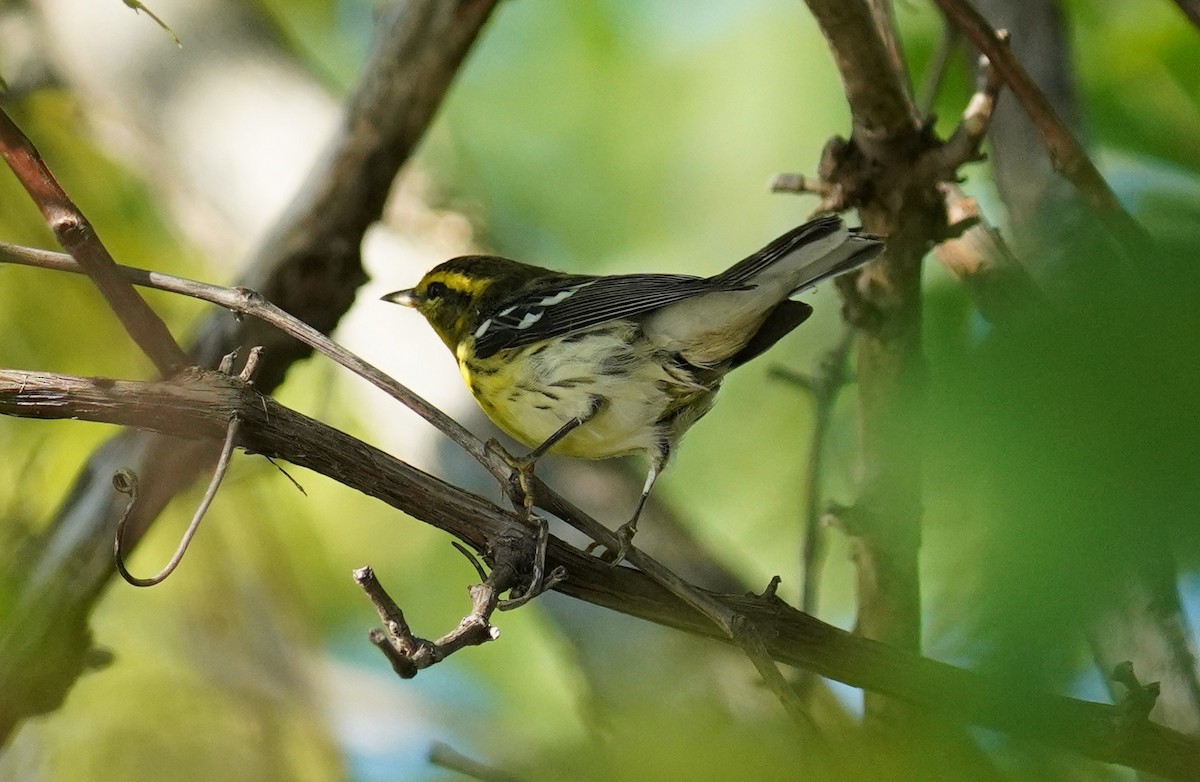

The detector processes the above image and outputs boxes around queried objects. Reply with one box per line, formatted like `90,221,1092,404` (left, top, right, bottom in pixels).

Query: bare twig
739,628,821,734
356,566,502,678
121,0,181,46
931,0,1148,256
112,415,239,587
937,48,1003,176
0,108,187,375
3,367,1200,780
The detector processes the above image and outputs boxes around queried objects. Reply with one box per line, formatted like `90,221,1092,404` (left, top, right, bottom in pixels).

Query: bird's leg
493,396,604,516
612,457,662,563
590,440,668,565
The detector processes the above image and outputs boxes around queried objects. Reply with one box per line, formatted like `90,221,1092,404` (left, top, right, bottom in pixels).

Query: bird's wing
472,273,730,358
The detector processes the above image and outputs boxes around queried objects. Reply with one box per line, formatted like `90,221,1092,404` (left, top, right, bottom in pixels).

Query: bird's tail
711,215,885,295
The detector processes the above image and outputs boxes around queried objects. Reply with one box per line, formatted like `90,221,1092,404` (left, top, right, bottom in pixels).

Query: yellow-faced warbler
384,215,883,558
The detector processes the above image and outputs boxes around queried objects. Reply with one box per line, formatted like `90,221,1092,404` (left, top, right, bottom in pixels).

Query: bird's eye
425,281,448,300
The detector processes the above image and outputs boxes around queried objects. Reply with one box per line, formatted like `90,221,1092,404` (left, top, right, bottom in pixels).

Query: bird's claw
486,438,537,518
583,520,638,566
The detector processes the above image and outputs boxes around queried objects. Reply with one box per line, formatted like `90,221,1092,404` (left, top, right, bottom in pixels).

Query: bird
383,214,883,561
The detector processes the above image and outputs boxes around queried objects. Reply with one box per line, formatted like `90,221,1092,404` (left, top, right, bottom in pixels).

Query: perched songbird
383,215,883,559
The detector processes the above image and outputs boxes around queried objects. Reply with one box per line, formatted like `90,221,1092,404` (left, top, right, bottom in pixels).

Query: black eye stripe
426,281,449,300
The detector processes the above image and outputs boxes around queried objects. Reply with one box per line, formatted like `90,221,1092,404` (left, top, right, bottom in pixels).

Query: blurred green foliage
2,0,1200,780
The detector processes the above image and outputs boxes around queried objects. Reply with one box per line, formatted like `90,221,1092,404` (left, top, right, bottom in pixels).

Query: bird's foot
584,519,637,566
487,438,538,518
611,519,638,564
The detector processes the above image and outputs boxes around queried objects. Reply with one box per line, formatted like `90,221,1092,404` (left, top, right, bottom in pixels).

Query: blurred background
1,0,1199,779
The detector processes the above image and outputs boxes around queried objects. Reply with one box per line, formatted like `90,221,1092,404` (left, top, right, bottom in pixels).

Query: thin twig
739,629,822,734
0,108,188,376
931,0,1148,257
355,565,502,678
112,416,241,587
937,47,1003,175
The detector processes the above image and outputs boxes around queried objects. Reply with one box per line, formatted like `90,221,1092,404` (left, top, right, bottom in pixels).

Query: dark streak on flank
466,361,498,376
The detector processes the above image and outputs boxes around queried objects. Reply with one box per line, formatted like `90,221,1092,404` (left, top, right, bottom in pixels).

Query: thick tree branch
801,0,938,727
1,367,1199,781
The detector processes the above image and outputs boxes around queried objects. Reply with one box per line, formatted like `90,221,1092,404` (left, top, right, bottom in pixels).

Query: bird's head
382,255,549,351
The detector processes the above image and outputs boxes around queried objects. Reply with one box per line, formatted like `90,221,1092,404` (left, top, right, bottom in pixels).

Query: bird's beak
381,289,417,307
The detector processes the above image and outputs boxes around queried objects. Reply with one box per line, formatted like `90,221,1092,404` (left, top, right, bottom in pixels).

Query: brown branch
936,48,1002,177
865,0,916,109
926,50,1043,322
356,566,504,678
801,0,934,729
0,0,500,747
931,0,1148,257
2,367,1200,780
935,186,1043,322
0,107,188,375
802,1,919,150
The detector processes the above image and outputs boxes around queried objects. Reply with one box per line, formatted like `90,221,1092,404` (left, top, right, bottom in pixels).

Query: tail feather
643,217,885,367
709,215,844,287
787,232,884,296
710,216,884,296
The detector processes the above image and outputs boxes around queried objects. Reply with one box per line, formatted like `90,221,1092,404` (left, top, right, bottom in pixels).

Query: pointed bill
381,289,417,307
